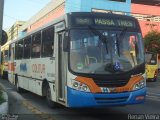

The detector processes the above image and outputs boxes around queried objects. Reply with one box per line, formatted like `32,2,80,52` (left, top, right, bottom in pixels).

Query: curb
0,84,8,114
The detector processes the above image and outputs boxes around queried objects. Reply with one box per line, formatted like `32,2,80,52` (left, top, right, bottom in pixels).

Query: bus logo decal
101,87,110,93
20,63,27,72
32,64,45,74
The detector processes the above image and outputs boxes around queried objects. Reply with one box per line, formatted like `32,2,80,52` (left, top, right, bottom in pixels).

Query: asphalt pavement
0,77,160,120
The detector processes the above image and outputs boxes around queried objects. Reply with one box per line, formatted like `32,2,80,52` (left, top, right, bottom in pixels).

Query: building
131,0,160,37
20,0,65,33
20,0,131,33
9,0,160,38
7,21,25,41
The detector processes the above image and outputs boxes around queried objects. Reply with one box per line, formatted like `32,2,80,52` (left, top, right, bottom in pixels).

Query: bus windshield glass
145,53,157,65
69,29,144,74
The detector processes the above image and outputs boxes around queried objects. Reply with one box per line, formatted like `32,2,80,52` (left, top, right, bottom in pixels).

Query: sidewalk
0,91,8,114
0,81,8,114
0,79,48,120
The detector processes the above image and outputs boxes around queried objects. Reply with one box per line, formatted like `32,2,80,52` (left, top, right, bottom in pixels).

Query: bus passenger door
57,31,67,103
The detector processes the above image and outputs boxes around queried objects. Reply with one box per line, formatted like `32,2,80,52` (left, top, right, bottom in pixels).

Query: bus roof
67,12,137,20
10,15,65,44
67,12,140,29
10,12,140,44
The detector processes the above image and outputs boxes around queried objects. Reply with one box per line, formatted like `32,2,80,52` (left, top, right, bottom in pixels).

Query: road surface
0,77,160,120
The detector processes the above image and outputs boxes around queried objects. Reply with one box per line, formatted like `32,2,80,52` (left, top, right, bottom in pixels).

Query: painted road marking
147,91,160,102
22,100,56,120
5,90,57,120
146,95,160,102
147,92,160,96
6,88,13,90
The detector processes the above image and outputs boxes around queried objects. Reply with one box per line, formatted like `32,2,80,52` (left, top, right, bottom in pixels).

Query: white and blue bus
7,12,146,108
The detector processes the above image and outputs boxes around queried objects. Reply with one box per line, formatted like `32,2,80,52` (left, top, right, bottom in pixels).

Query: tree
144,30,160,54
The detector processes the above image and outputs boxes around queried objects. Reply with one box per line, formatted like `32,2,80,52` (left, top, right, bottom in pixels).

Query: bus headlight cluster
132,79,146,91
71,79,90,92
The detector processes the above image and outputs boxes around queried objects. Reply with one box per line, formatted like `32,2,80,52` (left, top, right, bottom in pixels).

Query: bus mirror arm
63,36,69,52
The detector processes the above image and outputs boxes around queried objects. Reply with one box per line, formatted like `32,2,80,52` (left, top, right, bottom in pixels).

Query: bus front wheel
2,71,8,80
46,85,56,108
15,77,23,93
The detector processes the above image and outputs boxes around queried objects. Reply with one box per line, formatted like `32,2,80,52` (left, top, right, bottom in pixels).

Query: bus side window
15,40,24,60
4,50,9,62
32,32,41,58
41,27,54,57
24,37,31,59
9,45,11,60
1,52,3,64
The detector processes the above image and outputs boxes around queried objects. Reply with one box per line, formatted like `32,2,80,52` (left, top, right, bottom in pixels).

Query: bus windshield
145,52,157,65
69,28,144,74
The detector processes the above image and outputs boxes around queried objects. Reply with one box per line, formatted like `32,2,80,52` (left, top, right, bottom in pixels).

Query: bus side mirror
63,35,69,52
1,30,8,45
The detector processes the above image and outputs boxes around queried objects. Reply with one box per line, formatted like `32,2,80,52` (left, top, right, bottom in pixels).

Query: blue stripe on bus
67,87,146,108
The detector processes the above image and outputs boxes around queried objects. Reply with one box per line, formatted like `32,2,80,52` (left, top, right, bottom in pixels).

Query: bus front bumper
67,87,146,108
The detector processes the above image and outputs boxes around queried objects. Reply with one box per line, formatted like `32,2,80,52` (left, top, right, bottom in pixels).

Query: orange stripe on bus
75,75,144,93
115,75,144,92
75,76,101,93
8,63,15,71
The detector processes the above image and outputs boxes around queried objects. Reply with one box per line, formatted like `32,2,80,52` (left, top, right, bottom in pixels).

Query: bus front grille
95,96,129,104
93,78,129,87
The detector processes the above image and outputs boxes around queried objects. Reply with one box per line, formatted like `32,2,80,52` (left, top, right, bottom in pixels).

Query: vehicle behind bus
7,12,146,108
145,52,158,82
0,41,10,79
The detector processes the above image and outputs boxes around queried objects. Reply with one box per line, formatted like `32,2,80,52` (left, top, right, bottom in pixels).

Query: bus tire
46,84,56,108
15,76,23,93
153,77,157,82
2,71,8,80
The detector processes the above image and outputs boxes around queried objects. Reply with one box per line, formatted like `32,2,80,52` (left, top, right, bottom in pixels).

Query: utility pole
0,0,4,63
0,0,4,43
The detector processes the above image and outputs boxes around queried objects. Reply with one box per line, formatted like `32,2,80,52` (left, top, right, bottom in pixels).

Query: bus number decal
32,64,45,74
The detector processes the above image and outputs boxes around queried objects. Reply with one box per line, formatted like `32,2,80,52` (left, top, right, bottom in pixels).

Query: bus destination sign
75,18,92,25
74,17,136,28
95,18,135,27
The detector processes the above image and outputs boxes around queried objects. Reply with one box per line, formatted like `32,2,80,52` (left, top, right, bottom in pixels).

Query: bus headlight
71,79,90,92
132,79,146,91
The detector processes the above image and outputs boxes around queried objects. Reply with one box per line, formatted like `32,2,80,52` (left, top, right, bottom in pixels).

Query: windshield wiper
88,26,108,53
114,28,127,57
115,34,120,57
119,28,127,40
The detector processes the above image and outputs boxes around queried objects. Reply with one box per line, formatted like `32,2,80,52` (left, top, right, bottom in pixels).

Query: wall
22,0,132,33
138,21,160,37
131,4,160,37
132,4,160,15
28,4,64,32
66,0,131,13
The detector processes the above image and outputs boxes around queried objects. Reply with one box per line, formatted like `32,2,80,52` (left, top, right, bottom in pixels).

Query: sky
3,0,51,30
